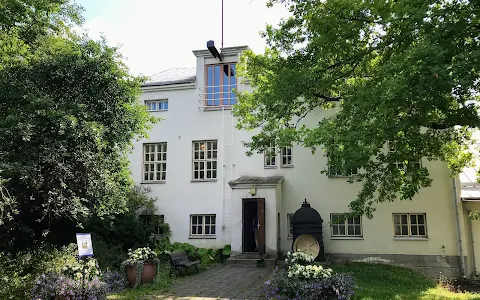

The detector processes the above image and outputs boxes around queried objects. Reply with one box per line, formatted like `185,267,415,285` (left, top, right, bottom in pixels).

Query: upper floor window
143,143,167,182
146,99,168,111
205,63,236,107
281,146,293,167
192,140,218,180
388,140,421,171
264,142,276,168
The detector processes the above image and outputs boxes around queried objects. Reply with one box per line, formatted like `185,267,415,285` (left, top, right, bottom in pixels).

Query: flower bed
265,252,356,300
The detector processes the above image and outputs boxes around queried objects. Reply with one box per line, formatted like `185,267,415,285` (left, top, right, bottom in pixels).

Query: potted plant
121,247,160,287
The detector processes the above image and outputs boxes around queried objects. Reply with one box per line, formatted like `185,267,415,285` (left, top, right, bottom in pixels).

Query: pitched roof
228,176,284,187
143,67,196,87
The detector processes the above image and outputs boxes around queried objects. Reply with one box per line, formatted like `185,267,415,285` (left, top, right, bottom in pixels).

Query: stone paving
157,264,273,300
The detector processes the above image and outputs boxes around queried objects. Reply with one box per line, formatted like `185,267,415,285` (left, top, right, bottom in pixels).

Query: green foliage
235,0,480,218
153,238,231,264
0,0,157,251
0,243,78,300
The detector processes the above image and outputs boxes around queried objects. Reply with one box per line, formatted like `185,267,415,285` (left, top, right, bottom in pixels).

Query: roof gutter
141,82,196,92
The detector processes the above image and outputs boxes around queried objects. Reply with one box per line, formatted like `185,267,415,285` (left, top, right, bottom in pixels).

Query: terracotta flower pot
127,261,156,286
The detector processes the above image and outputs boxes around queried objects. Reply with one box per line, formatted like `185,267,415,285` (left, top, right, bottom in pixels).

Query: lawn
333,262,480,300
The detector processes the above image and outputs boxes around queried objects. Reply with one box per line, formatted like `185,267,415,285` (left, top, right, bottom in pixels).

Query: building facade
129,45,480,279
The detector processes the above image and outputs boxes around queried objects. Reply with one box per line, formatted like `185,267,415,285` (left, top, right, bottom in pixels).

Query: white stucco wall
129,46,463,265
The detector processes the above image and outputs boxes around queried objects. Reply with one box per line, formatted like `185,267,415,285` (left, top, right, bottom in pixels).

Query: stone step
226,257,277,267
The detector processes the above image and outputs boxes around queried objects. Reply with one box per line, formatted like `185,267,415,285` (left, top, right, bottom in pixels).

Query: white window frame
204,63,237,108
143,143,167,182
192,140,218,181
393,213,427,238
281,146,293,167
145,99,168,111
388,140,421,170
330,214,362,237
287,213,294,238
190,214,216,237
264,142,276,168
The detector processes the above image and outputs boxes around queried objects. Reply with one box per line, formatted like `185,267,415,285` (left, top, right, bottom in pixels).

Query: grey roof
142,67,196,87
229,176,284,187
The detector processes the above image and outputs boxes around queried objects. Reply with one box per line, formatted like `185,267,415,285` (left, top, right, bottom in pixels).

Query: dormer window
205,63,237,107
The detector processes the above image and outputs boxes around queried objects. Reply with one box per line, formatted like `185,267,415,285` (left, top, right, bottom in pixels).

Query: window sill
287,236,293,239
393,237,429,241
147,110,168,112
190,179,217,183
264,166,277,169
281,165,294,168
328,175,359,178
331,237,364,240
189,235,216,239
141,181,166,184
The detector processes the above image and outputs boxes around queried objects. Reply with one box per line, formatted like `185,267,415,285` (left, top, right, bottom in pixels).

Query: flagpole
221,0,224,48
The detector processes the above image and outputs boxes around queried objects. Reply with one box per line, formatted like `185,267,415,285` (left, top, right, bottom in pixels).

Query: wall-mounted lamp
249,186,257,196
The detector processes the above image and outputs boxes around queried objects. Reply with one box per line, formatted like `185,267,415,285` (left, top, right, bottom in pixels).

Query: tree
0,0,156,250
234,0,480,218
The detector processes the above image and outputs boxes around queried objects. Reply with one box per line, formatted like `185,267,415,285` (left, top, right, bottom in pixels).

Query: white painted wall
129,46,462,262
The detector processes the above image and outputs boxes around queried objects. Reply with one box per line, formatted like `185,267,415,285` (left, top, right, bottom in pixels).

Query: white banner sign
76,233,94,257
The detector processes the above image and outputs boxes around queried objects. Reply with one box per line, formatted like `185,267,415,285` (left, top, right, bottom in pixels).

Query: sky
75,0,291,76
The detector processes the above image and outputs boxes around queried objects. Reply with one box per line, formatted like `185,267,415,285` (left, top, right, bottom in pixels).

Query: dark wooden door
257,198,266,255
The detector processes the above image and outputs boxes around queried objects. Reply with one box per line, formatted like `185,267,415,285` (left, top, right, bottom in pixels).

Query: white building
129,44,480,278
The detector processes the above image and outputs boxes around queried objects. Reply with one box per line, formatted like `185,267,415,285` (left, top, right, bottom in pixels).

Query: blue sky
75,0,290,76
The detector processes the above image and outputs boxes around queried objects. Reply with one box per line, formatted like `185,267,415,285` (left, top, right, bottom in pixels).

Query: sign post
76,233,93,299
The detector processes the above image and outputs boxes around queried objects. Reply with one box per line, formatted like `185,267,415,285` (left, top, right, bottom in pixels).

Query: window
330,214,362,237
143,143,167,181
388,140,421,170
328,140,358,177
145,99,168,111
393,213,427,237
140,215,165,235
190,214,216,236
281,146,293,167
192,140,218,180
264,143,276,167
205,63,237,107
287,213,294,238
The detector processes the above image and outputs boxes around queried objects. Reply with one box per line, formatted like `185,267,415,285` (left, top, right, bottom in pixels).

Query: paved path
158,265,273,300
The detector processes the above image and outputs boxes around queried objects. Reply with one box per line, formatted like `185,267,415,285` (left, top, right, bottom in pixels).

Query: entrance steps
226,252,277,267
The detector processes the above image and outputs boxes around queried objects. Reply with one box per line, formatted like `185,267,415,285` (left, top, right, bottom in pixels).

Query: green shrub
0,243,78,300
91,232,126,271
153,238,231,265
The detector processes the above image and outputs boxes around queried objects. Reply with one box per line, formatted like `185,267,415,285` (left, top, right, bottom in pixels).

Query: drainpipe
452,178,467,278
464,203,479,277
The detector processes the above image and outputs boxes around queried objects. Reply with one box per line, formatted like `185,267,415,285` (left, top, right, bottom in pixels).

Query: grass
333,262,480,300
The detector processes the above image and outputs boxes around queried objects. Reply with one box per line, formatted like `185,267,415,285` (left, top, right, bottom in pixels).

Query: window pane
401,215,407,224
205,226,210,234
333,226,339,236
410,215,417,225
211,226,215,234
339,225,345,235
164,101,168,110
348,225,354,236
198,216,203,225
230,64,236,104
207,66,213,106
192,226,197,234
411,226,418,235
401,225,408,235
395,225,401,235
198,226,202,234
418,214,425,225
394,215,400,225
419,226,426,236
205,216,210,224
192,216,197,225
214,65,221,106
355,225,361,236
